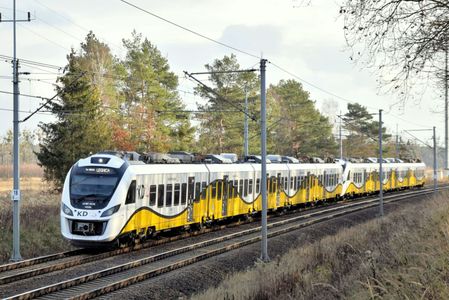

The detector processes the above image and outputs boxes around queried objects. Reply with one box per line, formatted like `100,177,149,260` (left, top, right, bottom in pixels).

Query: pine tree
37,37,113,189
343,103,391,158
267,80,336,158
195,54,260,155
119,31,194,152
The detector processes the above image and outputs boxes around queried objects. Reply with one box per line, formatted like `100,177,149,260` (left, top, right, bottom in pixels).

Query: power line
184,71,257,121
0,107,53,115
0,54,63,70
20,71,86,122
32,0,123,51
0,90,49,100
18,23,72,52
268,61,380,111
119,0,260,59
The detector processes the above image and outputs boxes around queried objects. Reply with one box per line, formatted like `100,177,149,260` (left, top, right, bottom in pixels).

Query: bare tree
341,0,449,102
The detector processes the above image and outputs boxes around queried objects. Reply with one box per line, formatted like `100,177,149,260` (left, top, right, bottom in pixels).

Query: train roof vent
96,151,140,161
282,156,300,164
243,155,271,164
267,154,282,163
168,151,194,163
204,154,232,164
142,152,180,164
220,153,238,163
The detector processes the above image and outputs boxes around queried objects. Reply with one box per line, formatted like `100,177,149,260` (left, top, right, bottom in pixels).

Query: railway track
0,185,435,286
1,186,444,300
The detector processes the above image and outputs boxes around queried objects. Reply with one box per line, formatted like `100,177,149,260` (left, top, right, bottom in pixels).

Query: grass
193,192,449,300
0,164,44,179
0,190,73,264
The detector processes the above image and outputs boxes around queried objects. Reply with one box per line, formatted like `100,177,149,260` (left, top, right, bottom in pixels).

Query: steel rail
4,186,443,300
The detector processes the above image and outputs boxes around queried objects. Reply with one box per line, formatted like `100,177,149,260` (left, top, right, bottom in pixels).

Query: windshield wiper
73,194,107,201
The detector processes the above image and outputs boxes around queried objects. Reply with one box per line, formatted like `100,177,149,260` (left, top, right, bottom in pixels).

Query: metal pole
244,87,249,157
445,47,448,176
395,124,399,161
378,109,384,217
260,59,269,262
434,126,437,194
339,111,343,160
11,0,22,261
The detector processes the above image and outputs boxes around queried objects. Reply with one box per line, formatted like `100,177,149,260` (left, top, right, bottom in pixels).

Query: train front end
60,154,131,247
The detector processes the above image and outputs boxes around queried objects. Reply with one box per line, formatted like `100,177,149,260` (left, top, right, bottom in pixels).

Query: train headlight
101,204,121,217
62,203,73,216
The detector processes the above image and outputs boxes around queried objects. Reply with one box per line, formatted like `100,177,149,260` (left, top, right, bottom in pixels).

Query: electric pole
243,86,249,157
260,58,269,262
434,126,438,194
339,111,343,160
396,124,399,161
445,45,448,176
0,1,32,261
378,109,384,217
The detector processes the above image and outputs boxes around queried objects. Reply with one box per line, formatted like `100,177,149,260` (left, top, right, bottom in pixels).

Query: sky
0,0,444,148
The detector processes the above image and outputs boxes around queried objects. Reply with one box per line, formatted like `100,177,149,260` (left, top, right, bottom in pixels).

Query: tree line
24,31,397,189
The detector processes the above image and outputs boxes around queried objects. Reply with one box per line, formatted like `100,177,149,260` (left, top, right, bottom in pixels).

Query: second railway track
1,186,444,300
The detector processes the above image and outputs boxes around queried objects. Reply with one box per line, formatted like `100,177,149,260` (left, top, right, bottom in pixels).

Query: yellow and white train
60,152,426,246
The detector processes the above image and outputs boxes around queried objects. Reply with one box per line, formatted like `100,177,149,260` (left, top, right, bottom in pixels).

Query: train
60,152,426,246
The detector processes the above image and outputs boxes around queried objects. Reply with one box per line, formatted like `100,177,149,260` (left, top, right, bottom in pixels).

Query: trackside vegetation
193,192,449,300
0,191,70,263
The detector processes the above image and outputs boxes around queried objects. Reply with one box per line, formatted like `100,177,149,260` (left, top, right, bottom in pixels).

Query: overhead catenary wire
32,0,124,51
18,23,72,52
184,71,258,121
0,90,49,100
20,71,86,123
118,0,260,59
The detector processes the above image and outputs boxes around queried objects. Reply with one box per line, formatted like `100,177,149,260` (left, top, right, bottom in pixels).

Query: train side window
181,183,187,205
233,180,238,196
195,182,201,200
239,179,243,195
256,178,260,194
290,177,294,189
244,179,248,196
166,184,173,207
188,177,195,201
249,179,253,194
283,177,287,189
217,180,222,199
212,182,217,198
157,184,164,207
125,180,136,205
149,185,156,206
201,182,207,199
174,183,180,206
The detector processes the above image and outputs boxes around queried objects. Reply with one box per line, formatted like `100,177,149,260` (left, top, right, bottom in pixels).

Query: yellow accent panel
120,171,425,236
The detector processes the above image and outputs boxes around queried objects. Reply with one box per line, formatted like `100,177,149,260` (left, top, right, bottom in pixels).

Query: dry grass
0,177,48,193
194,192,449,300
0,164,44,179
0,190,73,263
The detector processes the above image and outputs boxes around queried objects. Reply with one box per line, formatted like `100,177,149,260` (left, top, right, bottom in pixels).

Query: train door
363,169,367,193
187,176,195,223
306,171,310,201
276,173,281,207
322,171,327,199
222,175,229,217
124,179,137,228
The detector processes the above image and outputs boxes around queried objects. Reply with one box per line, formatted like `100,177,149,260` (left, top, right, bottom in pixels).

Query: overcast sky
0,0,443,147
